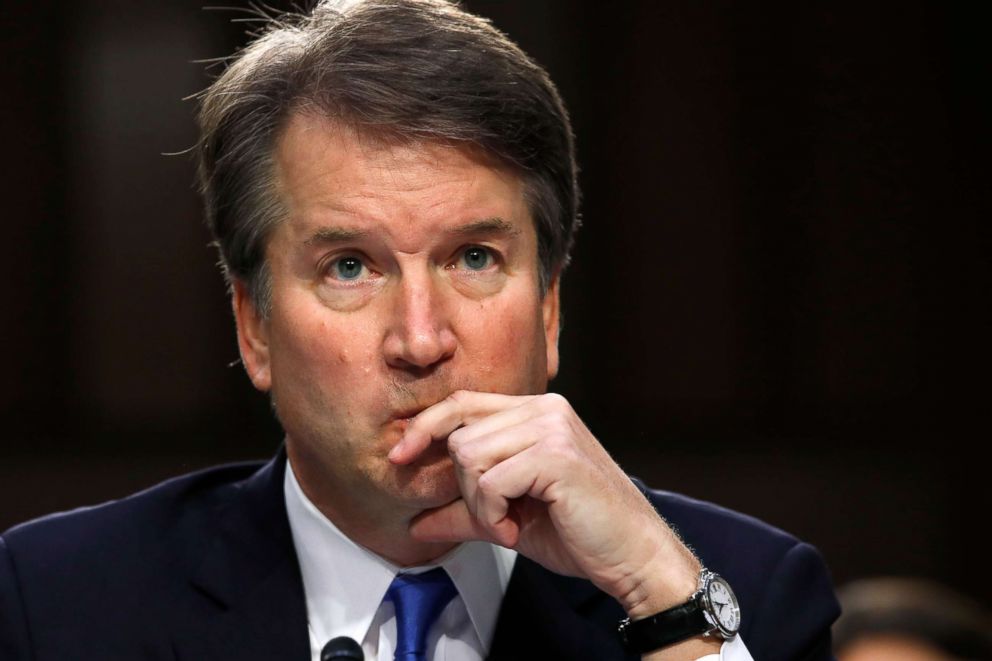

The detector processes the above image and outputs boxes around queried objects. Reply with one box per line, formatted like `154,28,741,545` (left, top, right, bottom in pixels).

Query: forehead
271,113,534,246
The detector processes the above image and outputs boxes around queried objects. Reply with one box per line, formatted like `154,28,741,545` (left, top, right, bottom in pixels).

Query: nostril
392,361,445,379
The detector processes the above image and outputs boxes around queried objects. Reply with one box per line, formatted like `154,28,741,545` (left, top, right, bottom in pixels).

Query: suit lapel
488,557,636,660
173,451,311,661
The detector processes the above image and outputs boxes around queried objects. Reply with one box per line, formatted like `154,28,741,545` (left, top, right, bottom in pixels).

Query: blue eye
460,246,494,271
332,256,366,280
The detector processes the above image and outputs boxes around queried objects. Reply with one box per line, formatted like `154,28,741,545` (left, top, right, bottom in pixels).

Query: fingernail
388,440,404,462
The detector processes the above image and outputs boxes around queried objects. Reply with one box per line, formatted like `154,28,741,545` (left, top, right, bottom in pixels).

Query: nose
382,271,457,373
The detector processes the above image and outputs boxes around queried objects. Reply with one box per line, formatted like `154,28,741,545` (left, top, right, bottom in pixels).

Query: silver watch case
698,570,741,639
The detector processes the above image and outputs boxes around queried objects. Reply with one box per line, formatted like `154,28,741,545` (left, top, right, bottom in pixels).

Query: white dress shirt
284,461,752,660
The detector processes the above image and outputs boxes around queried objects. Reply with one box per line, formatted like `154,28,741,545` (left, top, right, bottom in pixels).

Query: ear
542,273,561,381
232,280,272,392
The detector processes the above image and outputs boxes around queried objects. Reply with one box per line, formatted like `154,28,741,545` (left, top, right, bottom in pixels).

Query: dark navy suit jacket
0,452,839,660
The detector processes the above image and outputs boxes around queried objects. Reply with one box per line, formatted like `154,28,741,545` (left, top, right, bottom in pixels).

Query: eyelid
449,244,501,270
319,251,377,283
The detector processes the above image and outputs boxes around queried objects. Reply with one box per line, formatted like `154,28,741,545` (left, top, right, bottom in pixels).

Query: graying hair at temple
195,0,580,315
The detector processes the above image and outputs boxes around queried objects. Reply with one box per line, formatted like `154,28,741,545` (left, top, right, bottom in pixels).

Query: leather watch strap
618,595,713,653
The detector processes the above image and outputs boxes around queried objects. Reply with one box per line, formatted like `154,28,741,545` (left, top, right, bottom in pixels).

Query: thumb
410,499,520,548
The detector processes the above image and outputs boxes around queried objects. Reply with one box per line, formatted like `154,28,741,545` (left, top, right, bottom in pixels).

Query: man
0,1,839,660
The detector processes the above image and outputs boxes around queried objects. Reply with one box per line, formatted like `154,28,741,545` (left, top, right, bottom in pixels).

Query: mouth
388,396,448,424
383,400,455,465
384,398,449,439
390,406,427,422
384,406,429,437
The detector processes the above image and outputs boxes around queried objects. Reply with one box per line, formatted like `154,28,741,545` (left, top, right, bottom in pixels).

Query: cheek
270,315,389,433
459,298,547,386
272,310,379,388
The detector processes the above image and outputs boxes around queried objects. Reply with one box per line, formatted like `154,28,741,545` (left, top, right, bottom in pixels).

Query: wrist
620,543,702,619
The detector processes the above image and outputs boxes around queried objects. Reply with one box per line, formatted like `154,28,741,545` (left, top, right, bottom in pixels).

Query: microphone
321,636,364,661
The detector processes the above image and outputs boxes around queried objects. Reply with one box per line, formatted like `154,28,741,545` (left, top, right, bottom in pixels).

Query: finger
388,391,535,464
408,499,520,547
449,419,548,521
448,410,558,475
473,444,553,530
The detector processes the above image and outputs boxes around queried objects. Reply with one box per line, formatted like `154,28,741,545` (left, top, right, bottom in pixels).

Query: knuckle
447,430,473,461
539,409,570,433
476,471,499,496
447,427,466,450
539,392,569,412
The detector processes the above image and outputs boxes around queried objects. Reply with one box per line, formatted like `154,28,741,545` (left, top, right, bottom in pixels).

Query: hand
388,391,702,616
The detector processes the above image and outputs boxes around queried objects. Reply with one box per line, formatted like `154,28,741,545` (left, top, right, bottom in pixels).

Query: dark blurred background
2,1,989,604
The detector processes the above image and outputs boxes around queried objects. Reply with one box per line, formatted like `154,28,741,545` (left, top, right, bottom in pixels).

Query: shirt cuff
695,635,753,661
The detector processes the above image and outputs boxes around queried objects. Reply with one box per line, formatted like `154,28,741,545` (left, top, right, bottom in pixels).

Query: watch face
705,576,741,635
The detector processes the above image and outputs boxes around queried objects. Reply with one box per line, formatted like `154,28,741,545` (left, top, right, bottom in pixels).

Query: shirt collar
284,458,517,651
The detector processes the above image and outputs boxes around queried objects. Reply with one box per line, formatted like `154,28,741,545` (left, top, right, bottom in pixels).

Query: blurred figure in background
835,577,992,661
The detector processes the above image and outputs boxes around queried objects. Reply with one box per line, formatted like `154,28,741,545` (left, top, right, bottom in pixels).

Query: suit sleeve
747,541,839,661
0,536,33,661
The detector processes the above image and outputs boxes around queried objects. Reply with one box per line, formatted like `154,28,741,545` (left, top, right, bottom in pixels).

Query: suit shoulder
1,460,265,570
638,483,801,555
636,482,821,584
0,458,289,658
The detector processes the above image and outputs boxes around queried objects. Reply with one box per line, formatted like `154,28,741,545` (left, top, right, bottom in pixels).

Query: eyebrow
303,227,371,246
444,217,521,239
302,217,520,246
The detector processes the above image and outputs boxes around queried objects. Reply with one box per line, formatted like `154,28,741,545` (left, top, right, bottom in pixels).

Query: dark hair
196,0,579,314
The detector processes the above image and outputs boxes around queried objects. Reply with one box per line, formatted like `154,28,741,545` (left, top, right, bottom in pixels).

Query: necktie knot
386,567,457,661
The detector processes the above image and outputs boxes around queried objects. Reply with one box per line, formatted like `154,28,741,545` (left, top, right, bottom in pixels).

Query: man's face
234,114,560,522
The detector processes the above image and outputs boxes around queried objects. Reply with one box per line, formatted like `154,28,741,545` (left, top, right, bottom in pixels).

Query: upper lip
390,392,448,420
390,405,429,421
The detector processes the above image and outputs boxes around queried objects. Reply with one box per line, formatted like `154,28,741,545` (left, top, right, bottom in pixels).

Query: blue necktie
386,567,457,661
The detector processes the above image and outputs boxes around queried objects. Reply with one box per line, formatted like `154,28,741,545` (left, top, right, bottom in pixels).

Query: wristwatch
618,569,741,654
